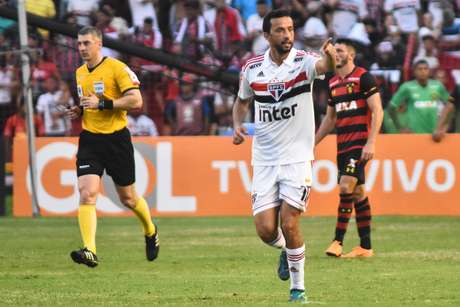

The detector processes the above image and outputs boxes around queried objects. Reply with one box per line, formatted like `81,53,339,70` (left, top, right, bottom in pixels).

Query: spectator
303,1,328,51
67,0,100,26
95,7,121,58
365,0,385,31
132,17,163,50
246,0,270,55
418,12,440,40
173,0,214,60
102,3,129,37
129,0,159,28
384,0,421,34
232,0,272,22
371,40,404,69
0,54,18,134
55,13,81,82
127,109,159,136
327,0,368,37
413,33,439,71
30,49,61,100
164,74,213,135
36,77,74,136
25,0,56,39
387,59,451,134
204,0,246,55
3,100,45,138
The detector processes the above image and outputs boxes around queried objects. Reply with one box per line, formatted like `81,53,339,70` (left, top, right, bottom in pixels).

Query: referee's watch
98,99,114,111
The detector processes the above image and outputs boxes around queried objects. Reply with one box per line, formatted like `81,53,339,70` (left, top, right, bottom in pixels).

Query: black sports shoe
70,248,98,268
145,223,159,261
278,250,290,281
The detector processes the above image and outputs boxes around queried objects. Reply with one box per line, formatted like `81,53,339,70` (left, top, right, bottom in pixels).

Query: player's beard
336,57,348,69
274,39,292,56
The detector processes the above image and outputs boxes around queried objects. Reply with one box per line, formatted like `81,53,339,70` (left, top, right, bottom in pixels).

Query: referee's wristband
98,99,114,111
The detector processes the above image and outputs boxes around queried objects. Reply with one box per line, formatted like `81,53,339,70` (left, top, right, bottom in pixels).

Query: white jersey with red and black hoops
238,47,321,166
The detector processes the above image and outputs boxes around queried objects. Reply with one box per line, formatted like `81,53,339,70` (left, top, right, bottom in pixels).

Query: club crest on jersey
268,81,285,101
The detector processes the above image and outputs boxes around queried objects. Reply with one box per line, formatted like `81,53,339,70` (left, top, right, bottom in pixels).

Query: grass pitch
0,216,459,306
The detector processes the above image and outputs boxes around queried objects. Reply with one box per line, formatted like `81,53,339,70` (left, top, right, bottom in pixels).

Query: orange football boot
325,240,343,257
342,246,374,258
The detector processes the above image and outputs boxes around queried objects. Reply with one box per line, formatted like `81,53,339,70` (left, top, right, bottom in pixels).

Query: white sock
286,244,305,291
266,228,286,249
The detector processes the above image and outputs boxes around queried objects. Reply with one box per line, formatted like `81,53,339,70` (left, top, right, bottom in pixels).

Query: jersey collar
263,47,297,68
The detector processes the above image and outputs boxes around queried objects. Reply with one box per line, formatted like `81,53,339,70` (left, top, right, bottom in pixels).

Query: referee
66,26,159,267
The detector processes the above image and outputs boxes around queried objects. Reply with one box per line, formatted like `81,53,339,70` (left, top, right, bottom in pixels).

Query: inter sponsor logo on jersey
258,103,298,122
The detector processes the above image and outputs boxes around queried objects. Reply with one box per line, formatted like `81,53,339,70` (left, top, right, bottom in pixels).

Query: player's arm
361,72,383,161
388,83,409,132
362,92,384,161
233,67,254,145
315,38,336,75
432,97,455,142
232,96,252,145
315,105,336,146
80,88,142,111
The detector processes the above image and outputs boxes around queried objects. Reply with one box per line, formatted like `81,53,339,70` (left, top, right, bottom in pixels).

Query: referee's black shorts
76,127,135,186
337,148,367,185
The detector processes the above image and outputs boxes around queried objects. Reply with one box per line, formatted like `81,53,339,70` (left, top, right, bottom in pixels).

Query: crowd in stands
0,0,459,144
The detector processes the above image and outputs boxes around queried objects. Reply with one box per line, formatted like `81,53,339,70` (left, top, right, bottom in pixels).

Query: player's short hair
262,9,292,34
335,38,356,55
413,59,429,69
78,26,102,41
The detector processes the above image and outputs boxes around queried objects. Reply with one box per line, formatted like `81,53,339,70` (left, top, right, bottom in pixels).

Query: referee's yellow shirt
76,57,140,134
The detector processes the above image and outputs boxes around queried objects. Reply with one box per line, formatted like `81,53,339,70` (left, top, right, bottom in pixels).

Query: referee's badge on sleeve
77,85,83,98
93,81,105,96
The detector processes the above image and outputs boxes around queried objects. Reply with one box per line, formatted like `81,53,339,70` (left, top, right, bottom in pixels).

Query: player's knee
119,194,136,209
352,185,365,202
339,183,354,194
280,218,298,238
255,222,277,243
79,188,98,204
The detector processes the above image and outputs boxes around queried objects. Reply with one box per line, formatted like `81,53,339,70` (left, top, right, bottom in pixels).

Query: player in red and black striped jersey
315,39,383,258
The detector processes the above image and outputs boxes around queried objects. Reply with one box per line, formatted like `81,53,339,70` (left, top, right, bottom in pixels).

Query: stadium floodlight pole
17,0,40,217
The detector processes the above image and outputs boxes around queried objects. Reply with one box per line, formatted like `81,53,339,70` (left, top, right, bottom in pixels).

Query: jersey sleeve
115,62,141,94
390,83,408,108
237,68,254,100
304,52,321,80
360,72,379,99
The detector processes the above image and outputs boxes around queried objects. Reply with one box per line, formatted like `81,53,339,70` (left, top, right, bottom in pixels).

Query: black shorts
76,127,135,186
337,148,367,185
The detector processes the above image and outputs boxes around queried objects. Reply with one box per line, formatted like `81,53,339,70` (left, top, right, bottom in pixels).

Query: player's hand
432,129,446,143
361,142,375,162
233,125,247,145
65,105,82,120
321,38,335,56
80,92,99,109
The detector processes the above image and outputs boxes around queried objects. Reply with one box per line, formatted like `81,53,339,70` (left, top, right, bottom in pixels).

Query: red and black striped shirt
328,66,379,154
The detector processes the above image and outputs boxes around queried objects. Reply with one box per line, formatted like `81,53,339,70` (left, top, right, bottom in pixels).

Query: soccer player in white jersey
232,9,336,303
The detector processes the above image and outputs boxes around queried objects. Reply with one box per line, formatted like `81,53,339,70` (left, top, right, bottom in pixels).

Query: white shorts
251,161,313,216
